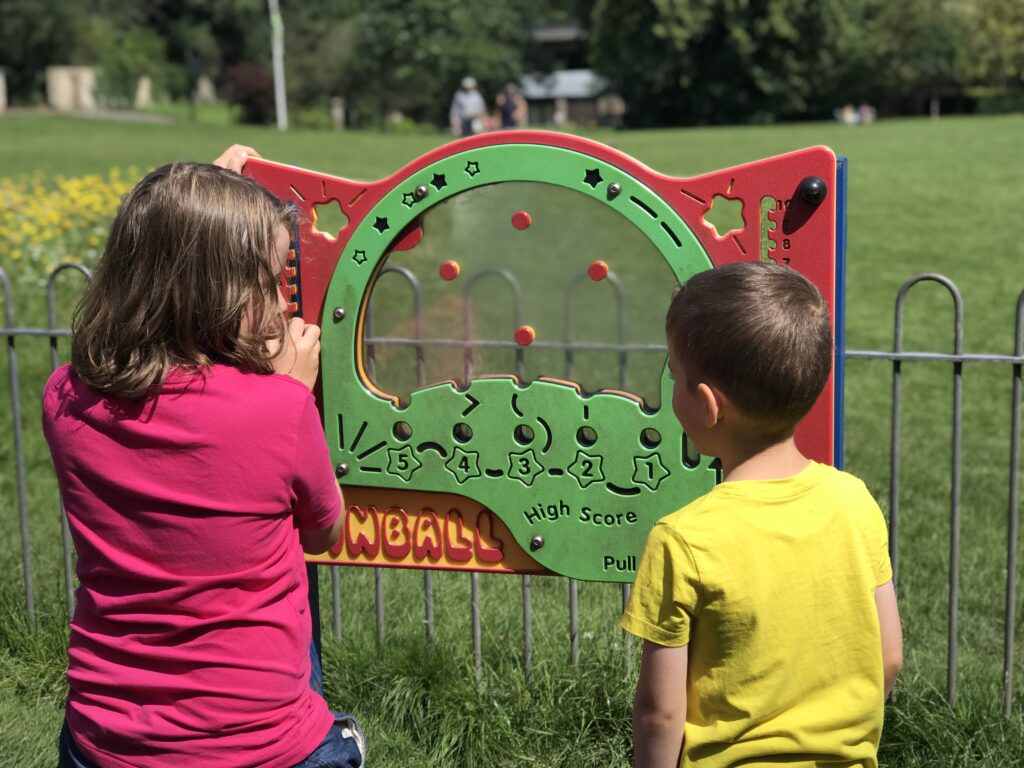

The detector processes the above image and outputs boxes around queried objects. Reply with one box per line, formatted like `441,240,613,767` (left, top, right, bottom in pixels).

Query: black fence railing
2,265,1022,713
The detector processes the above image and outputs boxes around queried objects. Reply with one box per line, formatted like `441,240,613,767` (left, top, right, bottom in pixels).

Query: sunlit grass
1,112,1023,766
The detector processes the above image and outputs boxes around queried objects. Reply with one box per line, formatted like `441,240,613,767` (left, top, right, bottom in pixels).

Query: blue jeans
59,645,364,768
57,722,94,768
303,642,365,768
291,713,364,768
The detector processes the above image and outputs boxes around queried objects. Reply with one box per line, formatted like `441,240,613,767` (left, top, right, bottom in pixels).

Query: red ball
511,211,532,230
439,260,461,281
514,325,536,347
588,260,609,281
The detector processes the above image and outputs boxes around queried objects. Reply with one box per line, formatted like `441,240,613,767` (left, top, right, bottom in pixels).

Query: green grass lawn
2,112,1024,767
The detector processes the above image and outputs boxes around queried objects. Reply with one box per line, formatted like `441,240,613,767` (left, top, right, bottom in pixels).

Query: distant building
520,69,625,128
530,22,590,70
523,21,624,128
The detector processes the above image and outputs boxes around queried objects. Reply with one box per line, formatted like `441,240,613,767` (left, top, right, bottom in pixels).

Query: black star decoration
402,192,416,208
583,168,603,188
464,161,480,177
373,217,390,233
431,173,447,190
352,249,367,265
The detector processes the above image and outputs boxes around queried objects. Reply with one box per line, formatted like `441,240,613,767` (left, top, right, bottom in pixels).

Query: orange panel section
307,487,553,575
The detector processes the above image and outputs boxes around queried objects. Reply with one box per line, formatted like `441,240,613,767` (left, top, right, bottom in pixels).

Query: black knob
797,176,827,205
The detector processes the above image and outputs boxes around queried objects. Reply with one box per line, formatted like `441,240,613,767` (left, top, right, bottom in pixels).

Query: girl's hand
267,317,321,390
212,144,261,173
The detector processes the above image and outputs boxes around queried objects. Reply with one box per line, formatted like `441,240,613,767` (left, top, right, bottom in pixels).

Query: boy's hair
666,261,832,439
72,162,295,401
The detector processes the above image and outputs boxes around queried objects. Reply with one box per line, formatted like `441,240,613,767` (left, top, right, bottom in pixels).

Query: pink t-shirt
42,364,340,768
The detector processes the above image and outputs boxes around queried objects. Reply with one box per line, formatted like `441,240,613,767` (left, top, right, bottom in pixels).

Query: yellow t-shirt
621,461,892,768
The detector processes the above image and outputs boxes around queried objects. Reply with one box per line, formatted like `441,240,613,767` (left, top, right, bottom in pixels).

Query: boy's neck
718,435,810,483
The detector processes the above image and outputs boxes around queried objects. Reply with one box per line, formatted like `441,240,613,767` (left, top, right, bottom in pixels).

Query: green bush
82,16,184,104
292,105,336,131
972,86,1024,114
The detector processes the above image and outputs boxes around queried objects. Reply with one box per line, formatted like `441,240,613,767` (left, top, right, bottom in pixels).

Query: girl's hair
71,162,295,401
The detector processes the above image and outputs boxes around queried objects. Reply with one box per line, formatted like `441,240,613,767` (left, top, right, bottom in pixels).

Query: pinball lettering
336,504,504,564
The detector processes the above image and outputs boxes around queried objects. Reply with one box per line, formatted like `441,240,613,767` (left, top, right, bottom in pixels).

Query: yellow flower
0,165,149,285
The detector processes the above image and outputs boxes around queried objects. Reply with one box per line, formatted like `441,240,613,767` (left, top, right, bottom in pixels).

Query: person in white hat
449,76,487,137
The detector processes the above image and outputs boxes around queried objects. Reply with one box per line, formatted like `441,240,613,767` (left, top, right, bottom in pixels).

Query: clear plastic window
363,182,676,408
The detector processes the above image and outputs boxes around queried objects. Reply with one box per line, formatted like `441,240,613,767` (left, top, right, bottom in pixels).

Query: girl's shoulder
41,364,110,435
44,362,72,390
217,369,325,434
207,365,314,400
43,364,314,421
42,364,77,410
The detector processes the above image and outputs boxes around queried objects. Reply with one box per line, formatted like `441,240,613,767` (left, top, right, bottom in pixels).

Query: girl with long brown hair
43,146,363,768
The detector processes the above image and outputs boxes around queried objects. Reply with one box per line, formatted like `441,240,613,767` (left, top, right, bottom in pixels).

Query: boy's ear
696,382,726,428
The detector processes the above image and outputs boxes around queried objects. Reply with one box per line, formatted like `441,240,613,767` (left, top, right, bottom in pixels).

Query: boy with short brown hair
622,261,902,768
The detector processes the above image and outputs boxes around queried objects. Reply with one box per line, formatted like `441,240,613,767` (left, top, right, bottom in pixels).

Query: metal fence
2,265,1022,714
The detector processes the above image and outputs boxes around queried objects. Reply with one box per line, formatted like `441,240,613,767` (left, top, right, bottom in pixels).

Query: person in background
449,76,487,137
859,102,877,124
496,82,527,129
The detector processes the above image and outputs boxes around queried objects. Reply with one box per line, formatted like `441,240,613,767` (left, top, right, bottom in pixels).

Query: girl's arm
299,509,343,554
875,580,903,698
270,316,322,391
633,640,688,768
212,144,260,172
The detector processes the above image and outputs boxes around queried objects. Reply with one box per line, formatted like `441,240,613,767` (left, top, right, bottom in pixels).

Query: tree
281,0,363,120
0,0,85,102
863,0,969,116
589,0,869,126
81,16,182,103
964,0,1024,88
141,0,271,100
330,0,535,127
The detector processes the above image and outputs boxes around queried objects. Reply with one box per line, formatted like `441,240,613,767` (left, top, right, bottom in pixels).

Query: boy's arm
874,580,903,698
633,640,688,768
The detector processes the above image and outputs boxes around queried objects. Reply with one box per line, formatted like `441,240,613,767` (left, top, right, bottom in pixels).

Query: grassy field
2,112,1024,767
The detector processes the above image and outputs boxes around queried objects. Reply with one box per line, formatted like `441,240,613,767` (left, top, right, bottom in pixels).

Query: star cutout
633,453,670,491
386,445,422,482
445,447,481,484
402,192,416,208
352,249,367,265
568,451,604,489
373,217,390,233
583,168,603,188
464,161,480,177
431,173,447,190
508,449,543,487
